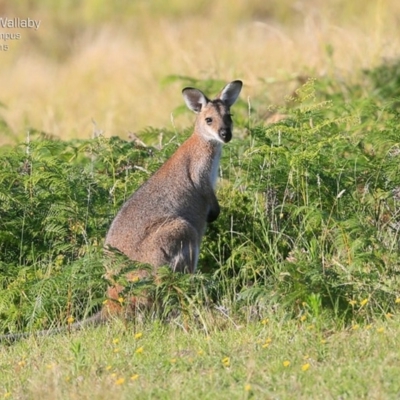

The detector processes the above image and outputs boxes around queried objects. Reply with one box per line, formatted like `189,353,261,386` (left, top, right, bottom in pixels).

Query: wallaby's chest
209,146,222,189
181,137,222,190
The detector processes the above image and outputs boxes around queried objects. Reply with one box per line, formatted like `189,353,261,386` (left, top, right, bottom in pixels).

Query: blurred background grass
0,0,398,144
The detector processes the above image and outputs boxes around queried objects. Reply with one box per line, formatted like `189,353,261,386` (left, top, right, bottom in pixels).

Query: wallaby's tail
0,311,104,343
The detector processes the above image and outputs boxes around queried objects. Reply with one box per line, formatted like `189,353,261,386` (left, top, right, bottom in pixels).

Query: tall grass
0,0,399,144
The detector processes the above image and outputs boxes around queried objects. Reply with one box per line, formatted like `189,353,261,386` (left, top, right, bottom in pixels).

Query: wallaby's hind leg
143,218,200,273
103,269,151,319
103,219,198,318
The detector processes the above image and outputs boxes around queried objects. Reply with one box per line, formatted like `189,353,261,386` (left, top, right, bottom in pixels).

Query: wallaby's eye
205,117,213,125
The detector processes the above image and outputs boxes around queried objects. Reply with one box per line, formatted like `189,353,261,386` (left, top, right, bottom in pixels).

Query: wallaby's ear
182,88,209,113
218,80,243,107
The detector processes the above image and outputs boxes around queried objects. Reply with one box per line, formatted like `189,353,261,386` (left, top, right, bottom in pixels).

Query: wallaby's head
182,80,242,144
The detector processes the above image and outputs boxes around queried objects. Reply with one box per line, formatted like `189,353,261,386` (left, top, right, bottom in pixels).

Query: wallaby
105,80,243,272
0,80,243,342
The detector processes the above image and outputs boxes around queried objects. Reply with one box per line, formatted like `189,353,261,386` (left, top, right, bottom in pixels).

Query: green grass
1,314,400,399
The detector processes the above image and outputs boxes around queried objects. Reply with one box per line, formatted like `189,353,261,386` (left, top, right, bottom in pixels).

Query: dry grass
0,0,399,144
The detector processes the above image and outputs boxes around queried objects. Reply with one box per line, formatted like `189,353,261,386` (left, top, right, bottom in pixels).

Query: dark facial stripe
211,100,232,125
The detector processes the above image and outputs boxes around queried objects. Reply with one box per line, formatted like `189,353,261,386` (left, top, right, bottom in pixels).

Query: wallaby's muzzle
219,128,232,143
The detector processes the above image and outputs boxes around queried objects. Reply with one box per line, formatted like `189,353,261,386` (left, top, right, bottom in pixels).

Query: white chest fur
210,144,222,189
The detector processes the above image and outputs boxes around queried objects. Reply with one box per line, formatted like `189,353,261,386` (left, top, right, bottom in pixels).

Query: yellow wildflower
67,316,74,324
261,318,269,325
352,324,359,330
283,360,290,367
118,297,124,304
300,315,307,322
360,299,368,307
134,332,143,339
244,384,252,391
395,298,400,304
115,377,125,385
302,363,310,371
113,338,120,344
222,357,230,367
131,374,139,381
262,337,272,348
377,327,385,333
135,346,144,354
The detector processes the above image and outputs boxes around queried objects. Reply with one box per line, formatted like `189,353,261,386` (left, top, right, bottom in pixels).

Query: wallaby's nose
219,128,232,143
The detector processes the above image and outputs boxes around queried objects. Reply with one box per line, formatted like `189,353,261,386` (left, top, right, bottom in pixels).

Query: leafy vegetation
1,62,400,339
